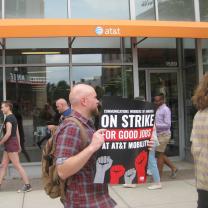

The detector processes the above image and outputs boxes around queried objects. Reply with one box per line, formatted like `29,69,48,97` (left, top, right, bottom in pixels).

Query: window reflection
203,40,208,73
138,70,146,99
137,38,177,67
183,39,197,159
72,37,132,63
5,0,68,18
6,67,70,162
71,66,133,98
6,49,69,65
71,0,130,19
158,0,195,21
0,0,2,18
0,68,2,101
6,38,69,64
199,0,208,21
136,0,155,20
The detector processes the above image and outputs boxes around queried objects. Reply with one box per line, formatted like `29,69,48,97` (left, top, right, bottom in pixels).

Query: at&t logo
95,26,120,36
95,27,104,35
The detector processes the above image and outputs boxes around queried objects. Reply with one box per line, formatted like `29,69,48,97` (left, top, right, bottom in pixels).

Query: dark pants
198,189,208,208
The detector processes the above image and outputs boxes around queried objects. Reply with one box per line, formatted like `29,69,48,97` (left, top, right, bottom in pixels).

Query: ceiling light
21,51,61,55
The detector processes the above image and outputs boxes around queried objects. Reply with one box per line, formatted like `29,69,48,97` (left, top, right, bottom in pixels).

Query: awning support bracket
69,37,76,48
134,37,148,47
0,40,5,49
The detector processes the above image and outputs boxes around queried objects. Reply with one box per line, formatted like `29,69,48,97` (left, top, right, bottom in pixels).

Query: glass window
5,0,68,18
0,67,3,159
138,70,146,99
72,37,132,64
158,0,195,21
199,0,208,21
183,39,196,66
183,39,197,160
6,38,68,49
136,0,155,20
0,41,2,65
71,0,130,19
202,39,208,72
0,0,2,18
0,68,2,101
6,66,70,162
6,38,69,65
137,38,178,67
71,66,133,98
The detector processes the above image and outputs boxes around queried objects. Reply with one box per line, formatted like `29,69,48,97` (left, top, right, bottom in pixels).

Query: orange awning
0,19,208,38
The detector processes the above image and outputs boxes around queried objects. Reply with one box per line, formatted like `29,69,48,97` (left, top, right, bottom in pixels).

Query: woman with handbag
0,100,32,192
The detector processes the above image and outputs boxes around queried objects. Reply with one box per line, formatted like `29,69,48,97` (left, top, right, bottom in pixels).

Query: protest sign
94,97,155,184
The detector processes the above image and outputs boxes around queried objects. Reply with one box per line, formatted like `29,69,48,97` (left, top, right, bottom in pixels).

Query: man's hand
18,146,22,153
147,139,154,150
94,156,113,183
110,165,125,184
89,129,106,152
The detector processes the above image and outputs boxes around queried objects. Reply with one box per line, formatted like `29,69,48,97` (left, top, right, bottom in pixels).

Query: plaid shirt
55,111,116,208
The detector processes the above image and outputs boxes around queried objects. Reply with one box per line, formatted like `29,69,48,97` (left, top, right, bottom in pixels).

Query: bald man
55,84,116,208
56,98,71,122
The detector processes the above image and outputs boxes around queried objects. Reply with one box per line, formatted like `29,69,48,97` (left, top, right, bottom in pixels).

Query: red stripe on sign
104,128,153,142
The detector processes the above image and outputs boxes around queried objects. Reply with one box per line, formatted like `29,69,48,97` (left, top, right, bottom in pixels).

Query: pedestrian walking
191,73,208,208
55,84,116,208
55,98,71,123
0,100,32,192
154,93,178,178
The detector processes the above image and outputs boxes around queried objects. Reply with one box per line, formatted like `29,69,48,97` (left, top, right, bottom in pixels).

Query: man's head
154,93,165,108
56,98,69,114
69,84,99,118
1,100,13,115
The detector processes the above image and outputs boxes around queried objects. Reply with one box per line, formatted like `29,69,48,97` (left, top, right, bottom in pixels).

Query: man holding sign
55,84,116,208
55,83,154,208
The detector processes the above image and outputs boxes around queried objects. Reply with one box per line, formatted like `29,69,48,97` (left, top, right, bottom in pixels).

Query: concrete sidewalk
0,161,197,208
0,179,197,208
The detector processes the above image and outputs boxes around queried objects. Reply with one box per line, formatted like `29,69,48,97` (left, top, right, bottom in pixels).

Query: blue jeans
148,148,160,183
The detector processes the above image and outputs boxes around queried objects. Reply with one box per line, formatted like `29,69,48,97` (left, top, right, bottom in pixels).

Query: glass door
146,70,180,157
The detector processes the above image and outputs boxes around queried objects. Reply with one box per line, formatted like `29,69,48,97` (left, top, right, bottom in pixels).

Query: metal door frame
140,68,184,160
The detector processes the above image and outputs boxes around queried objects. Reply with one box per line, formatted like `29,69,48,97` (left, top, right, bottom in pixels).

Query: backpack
41,117,88,203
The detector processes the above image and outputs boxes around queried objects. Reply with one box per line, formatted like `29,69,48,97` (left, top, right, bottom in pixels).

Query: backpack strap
64,117,89,149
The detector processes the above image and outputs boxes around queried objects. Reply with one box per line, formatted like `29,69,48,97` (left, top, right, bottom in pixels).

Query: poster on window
94,97,156,184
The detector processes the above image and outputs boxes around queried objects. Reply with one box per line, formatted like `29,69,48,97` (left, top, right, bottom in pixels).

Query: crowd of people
0,77,207,207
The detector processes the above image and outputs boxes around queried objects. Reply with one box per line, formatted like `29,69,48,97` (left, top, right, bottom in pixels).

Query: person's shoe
170,168,178,179
123,184,136,188
147,169,152,176
148,183,162,190
17,184,32,193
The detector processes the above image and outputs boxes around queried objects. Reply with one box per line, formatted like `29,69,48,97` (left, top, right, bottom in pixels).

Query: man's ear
80,97,87,106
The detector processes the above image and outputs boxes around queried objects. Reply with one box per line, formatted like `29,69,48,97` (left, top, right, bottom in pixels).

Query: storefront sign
95,26,120,36
94,97,155,184
10,73,26,81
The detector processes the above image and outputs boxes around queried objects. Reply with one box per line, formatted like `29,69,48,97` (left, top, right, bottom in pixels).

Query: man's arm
56,129,105,180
